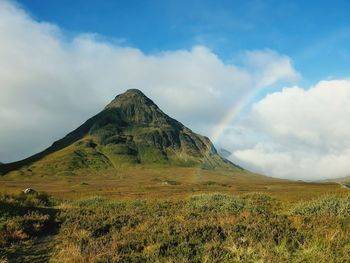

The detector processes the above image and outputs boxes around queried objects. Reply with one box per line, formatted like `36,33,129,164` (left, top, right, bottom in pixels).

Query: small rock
23,188,36,194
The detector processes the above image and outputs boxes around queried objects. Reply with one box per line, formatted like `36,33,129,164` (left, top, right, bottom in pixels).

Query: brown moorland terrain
0,166,346,202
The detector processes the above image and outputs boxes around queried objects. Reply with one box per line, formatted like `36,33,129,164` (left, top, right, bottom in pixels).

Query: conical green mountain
0,89,239,176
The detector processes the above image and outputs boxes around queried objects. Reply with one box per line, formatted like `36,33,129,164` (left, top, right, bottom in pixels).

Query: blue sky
18,0,350,87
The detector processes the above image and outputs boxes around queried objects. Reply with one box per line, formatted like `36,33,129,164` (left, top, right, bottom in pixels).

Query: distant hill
0,89,240,176
321,176,350,188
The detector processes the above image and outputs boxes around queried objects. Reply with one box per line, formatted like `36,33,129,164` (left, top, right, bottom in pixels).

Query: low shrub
0,211,50,246
0,191,51,207
0,192,56,252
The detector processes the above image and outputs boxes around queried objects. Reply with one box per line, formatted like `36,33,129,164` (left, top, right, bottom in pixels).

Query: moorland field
1,185,350,262
1,166,350,262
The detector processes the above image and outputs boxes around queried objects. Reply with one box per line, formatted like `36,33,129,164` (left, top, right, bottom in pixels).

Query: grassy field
0,166,346,202
1,167,349,262
1,191,350,262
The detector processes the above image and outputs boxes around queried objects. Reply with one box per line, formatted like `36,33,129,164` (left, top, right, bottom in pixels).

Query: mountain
218,148,232,159
0,89,239,176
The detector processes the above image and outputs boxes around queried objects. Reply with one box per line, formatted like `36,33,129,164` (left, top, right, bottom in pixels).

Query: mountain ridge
0,89,239,176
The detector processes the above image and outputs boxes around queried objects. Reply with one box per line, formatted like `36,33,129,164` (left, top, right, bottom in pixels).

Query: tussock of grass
290,196,350,217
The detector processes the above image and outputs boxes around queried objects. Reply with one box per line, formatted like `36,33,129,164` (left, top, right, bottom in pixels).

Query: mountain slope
0,89,238,176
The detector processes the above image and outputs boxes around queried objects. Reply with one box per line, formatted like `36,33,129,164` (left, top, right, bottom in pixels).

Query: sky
1,0,350,180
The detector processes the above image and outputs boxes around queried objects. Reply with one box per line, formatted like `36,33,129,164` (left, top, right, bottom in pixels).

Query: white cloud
253,80,350,148
0,1,298,162
232,79,350,180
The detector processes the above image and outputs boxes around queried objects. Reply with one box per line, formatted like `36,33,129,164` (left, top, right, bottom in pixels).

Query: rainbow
210,88,262,145
193,88,264,181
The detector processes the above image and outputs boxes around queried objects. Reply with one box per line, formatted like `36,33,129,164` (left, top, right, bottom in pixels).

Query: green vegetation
1,192,349,262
